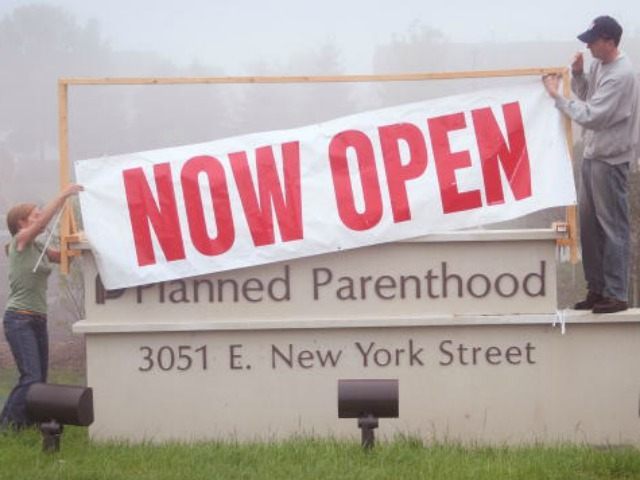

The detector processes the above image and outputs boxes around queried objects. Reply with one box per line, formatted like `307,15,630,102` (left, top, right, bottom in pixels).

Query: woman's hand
15,183,84,251
62,183,84,198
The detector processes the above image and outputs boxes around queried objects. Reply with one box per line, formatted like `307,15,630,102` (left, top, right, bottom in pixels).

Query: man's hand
571,52,584,75
542,73,561,99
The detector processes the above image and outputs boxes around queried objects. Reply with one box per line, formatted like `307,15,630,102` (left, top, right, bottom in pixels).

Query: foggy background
1,0,640,372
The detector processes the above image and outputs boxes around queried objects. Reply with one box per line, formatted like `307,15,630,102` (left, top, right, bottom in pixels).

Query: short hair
6,203,37,236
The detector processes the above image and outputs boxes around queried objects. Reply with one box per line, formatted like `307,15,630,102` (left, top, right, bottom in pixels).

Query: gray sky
1,0,640,72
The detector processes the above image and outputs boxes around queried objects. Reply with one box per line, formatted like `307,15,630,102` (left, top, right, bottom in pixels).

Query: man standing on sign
543,15,639,314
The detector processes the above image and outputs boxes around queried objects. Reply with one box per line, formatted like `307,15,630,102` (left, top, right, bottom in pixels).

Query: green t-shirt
6,237,52,314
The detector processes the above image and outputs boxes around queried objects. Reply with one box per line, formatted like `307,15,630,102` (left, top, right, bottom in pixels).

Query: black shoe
574,291,603,310
592,297,628,314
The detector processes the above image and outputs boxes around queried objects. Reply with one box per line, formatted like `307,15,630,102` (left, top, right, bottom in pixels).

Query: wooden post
559,69,579,264
58,80,78,274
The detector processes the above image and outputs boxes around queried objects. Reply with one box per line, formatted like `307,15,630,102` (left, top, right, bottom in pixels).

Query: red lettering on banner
472,102,532,205
428,112,482,214
379,123,428,222
120,100,538,270
181,156,235,256
229,142,303,246
329,130,383,231
122,163,186,266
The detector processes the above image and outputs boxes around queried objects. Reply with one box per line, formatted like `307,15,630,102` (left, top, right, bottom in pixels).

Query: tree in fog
372,23,452,107
628,163,640,307
285,42,358,124
0,144,15,213
108,58,232,154
237,41,356,134
0,4,117,201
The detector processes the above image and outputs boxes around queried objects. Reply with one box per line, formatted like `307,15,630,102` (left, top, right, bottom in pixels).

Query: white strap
32,205,65,273
553,309,567,335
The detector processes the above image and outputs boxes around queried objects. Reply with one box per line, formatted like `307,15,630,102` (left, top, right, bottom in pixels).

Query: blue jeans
0,310,48,428
579,159,630,301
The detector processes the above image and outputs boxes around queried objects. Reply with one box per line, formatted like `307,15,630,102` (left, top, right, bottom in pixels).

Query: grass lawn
2,368,640,479
1,428,640,480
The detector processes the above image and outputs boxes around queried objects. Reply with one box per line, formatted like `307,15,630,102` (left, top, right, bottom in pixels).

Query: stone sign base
75,313,640,444
72,230,640,444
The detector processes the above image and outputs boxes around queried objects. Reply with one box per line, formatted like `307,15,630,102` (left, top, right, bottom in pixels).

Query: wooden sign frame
57,67,577,274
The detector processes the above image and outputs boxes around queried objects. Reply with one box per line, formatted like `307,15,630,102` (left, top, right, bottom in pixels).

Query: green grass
2,370,640,479
1,429,640,480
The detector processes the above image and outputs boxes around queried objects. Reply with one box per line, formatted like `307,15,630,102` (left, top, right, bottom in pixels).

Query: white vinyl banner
75,80,576,289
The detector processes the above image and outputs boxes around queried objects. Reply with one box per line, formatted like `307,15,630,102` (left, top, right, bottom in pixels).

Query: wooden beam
59,68,565,86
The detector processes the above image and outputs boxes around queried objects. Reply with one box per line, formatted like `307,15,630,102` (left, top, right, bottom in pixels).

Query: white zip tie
33,205,65,273
553,309,567,335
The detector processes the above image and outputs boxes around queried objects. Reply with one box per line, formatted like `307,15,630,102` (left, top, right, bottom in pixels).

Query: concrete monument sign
73,229,640,444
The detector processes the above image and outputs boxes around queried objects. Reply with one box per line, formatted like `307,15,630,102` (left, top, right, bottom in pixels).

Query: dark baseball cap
577,16,622,44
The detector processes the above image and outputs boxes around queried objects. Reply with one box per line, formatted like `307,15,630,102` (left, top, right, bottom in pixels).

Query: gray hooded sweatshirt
555,52,639,165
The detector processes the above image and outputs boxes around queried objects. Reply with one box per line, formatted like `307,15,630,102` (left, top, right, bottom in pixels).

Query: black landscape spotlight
26,383,94,453
338,379,399,449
